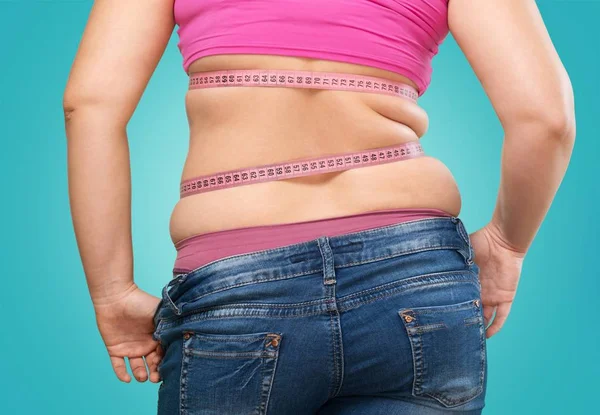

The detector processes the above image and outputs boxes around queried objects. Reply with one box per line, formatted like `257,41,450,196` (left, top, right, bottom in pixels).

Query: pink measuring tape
189,69,419,102
180,141,424,198
181,69,424,198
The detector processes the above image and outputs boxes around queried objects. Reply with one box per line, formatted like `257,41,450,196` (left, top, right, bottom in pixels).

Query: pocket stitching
425,313,486,407
428,302,483,407
179,331,282,415
399,299,485,407
186,349,276,359
189,331,274,342
402,298,478,314
260,340,281,415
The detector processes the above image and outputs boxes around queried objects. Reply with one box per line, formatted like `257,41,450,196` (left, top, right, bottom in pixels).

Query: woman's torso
169,54,461,246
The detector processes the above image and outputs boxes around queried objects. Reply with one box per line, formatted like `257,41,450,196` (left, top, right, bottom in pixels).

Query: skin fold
63,0,575,383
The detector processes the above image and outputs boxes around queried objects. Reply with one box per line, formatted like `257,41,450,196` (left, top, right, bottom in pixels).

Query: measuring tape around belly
188,69,419,102
180,141,425,198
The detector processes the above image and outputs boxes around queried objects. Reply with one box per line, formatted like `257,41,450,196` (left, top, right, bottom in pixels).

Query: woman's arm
448,0,576,254
448,0,576,338
63,0,175,382
63,0,174,305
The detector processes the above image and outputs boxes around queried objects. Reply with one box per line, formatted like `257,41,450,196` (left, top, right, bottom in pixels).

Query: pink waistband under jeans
172,207,453,276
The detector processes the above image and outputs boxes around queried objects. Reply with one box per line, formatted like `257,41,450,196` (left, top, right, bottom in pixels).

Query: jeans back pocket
180,330,283,415
398,298,486,408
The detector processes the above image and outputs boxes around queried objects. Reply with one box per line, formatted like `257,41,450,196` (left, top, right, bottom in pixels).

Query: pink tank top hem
173,207,453,275
174,0,450,96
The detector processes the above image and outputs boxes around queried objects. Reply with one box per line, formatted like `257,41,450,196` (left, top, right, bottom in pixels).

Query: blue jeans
152,216,488,414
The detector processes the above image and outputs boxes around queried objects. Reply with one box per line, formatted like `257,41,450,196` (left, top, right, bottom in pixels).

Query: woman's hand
469,222,527,339
93,284,164,383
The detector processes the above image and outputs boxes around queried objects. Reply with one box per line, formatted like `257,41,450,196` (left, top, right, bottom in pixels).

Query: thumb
482,304,496,328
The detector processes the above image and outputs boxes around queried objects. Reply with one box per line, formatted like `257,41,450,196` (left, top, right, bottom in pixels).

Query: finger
129,356,149,382
482,305,496,328
110,356,131,383
486,302,511,339
146,349,162,383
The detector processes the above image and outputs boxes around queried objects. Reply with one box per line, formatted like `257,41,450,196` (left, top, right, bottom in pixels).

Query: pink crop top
174,0,450,97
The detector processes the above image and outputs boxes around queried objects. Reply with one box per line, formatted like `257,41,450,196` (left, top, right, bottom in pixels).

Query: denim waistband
153,215,474,328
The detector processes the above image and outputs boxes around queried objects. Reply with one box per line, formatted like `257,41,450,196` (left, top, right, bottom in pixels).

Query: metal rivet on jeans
183,332,192,340
267,334,281,348
403,315,414,323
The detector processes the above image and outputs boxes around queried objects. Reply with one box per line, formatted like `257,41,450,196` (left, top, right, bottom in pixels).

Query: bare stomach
169,55,462,246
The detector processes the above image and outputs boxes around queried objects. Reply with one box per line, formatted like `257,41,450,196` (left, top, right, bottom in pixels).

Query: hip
152,216,487,414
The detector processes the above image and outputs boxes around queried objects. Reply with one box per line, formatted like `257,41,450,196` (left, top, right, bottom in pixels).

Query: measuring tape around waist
188,69,419,102
180,141,425,198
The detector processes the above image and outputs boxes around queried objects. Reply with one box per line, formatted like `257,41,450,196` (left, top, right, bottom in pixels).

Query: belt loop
317,236,336,286
162,273,187,316
454,217,474,265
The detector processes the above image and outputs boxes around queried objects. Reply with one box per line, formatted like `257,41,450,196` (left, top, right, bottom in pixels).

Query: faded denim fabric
151,216,487,414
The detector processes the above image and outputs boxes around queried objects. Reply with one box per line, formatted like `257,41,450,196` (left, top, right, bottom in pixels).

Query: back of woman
170,0,456,245
63,0,575,413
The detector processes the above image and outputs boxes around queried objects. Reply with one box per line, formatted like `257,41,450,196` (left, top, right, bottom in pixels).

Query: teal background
1,0,597,413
